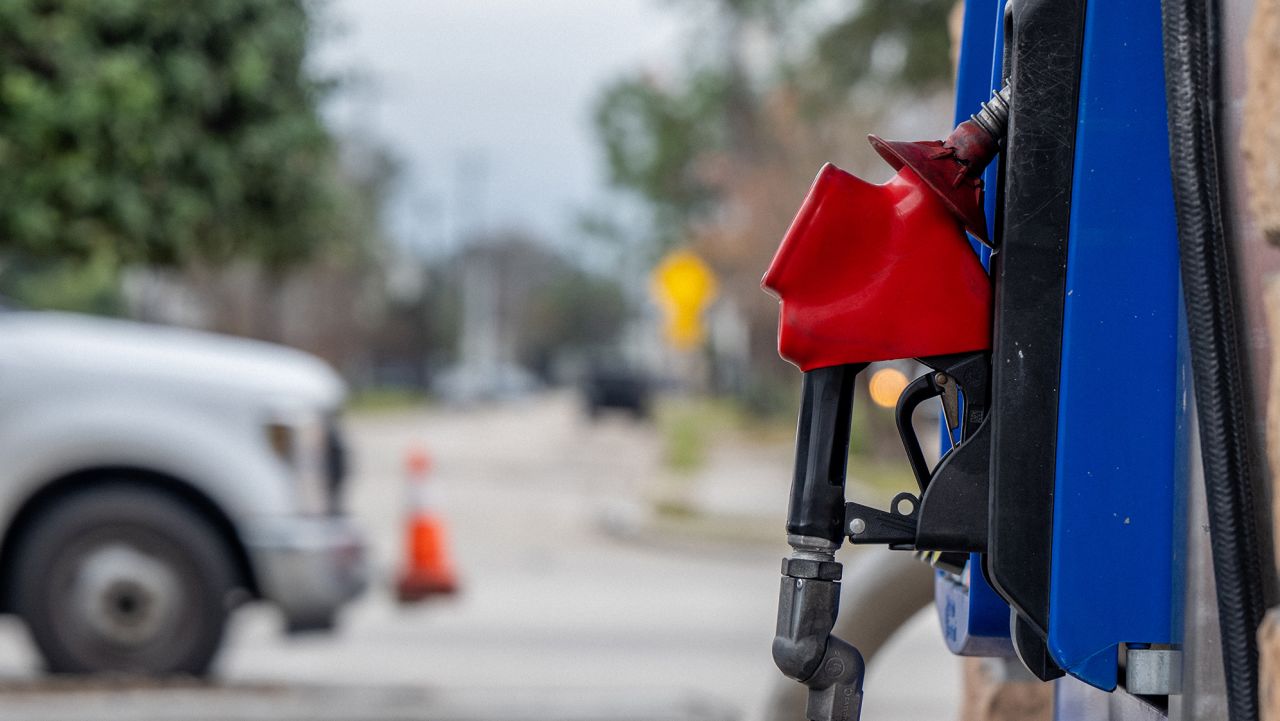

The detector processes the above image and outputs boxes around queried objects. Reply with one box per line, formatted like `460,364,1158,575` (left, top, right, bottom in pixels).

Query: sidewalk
0,681,736,721
587,402,962,721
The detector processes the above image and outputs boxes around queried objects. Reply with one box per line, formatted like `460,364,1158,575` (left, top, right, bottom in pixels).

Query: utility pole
454,150,501,400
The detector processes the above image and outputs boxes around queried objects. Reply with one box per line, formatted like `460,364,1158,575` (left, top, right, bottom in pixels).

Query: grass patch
655,397,742,475
654,392,917,495
655,394,803,475
653,498,700,519
347,387,429,414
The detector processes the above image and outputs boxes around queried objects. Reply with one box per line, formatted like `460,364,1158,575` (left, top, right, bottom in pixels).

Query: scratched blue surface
1047,0,1179,690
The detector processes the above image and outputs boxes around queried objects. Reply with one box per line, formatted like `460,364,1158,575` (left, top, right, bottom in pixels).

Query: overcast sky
314,1,686,257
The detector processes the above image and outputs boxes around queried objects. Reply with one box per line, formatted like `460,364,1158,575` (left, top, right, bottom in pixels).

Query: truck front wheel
12,483,237,675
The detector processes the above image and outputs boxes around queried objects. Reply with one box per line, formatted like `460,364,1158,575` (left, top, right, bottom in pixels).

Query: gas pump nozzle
772,365,867,721
765,88,1009,721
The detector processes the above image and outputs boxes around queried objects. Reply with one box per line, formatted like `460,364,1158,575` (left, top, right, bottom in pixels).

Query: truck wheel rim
69,543,182,647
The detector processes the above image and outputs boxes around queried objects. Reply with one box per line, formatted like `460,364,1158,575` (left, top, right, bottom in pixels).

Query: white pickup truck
0,310,366,675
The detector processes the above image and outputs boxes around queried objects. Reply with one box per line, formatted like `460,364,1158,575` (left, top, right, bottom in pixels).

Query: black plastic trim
984,0,1088,641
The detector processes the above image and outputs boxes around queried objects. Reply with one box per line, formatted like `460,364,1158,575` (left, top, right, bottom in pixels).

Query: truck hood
0,311,345,408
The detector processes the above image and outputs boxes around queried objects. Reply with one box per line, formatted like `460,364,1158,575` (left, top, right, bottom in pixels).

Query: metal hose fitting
970,85,1012,143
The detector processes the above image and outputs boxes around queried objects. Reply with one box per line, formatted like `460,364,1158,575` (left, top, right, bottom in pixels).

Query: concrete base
959,658,1052,721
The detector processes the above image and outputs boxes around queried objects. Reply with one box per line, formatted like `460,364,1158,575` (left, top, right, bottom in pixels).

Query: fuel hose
1161,0,1266,718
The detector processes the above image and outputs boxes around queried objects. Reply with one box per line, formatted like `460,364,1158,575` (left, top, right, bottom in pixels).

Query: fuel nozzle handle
773,364,867,721
786,364,865,542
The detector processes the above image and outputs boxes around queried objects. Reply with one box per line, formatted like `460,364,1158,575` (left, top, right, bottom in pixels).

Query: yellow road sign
651,249,718,350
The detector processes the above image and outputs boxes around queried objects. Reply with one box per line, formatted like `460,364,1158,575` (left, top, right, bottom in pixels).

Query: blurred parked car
0,311,366,675
582,364,652,420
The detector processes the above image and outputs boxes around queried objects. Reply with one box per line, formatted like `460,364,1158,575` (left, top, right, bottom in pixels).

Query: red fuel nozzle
762,87,1008,373
762,163,992,372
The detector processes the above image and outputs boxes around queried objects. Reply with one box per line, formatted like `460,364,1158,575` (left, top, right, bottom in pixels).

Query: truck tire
11,483,236,675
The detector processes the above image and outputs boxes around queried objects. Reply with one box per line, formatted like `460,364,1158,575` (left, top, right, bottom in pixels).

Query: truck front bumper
243,515,368,631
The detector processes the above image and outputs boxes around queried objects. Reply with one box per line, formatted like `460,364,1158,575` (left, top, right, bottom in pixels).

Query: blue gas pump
765,0,1266,718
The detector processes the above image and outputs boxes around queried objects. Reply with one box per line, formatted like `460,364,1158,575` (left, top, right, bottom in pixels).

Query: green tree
0,0,345,268
812,0,955,91
594,70,734,249
592,0,956,237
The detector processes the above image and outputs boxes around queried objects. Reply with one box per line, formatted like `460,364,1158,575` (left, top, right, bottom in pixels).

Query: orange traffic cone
395,444,460,602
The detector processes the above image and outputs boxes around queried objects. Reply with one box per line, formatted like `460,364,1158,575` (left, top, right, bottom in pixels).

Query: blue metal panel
1047,0,1180,690
976,0,1002,272
932,0,1013,657
936,563,1013,656
952,0,1002,135
955,0,1002,268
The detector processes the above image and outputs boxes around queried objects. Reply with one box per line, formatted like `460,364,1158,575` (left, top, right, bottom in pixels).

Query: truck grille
325,418,348,514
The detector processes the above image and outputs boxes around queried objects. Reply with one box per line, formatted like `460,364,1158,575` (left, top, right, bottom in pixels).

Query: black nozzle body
787,364,865,542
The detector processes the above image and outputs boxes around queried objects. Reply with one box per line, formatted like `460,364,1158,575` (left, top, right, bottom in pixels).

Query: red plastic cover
762,163,991,372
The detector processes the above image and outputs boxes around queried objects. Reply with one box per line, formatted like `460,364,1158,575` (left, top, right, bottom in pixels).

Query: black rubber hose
1161,1,1266,719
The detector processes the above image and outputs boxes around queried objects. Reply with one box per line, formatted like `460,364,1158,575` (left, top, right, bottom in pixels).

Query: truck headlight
264,414,330,515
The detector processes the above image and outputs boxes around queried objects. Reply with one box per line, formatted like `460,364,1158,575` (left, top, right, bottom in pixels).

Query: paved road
0,393,958,720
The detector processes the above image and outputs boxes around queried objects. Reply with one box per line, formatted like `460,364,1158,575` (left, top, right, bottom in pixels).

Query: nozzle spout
773,547,866,721
804,635,866,721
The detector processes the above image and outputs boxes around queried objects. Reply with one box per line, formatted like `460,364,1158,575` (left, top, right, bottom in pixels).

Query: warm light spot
868,367,909,408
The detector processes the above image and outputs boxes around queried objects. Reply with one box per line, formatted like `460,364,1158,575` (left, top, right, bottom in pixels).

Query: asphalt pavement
0,393,958,721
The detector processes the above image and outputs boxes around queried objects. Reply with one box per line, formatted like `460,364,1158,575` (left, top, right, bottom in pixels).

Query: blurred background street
0,394,957,720
0,0,970,718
